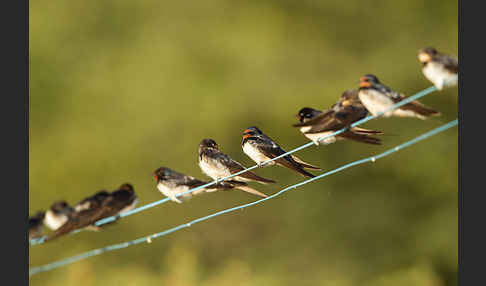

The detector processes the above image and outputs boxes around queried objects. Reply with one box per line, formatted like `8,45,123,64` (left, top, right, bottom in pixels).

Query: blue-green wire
29,85,437,245
29,118,457,276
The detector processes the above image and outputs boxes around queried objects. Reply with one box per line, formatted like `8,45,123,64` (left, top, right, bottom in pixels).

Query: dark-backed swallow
154,167,268,203
293,107,383,145
358,74,440,119
72,189,128,232
292,90,383,145
111,183,138,214
242,127,320,178
74,190,111,212
198,139,276,185
418,47,458,90
45,184,138,242
43,201,75,231
29,211,45,239
74,190,110,232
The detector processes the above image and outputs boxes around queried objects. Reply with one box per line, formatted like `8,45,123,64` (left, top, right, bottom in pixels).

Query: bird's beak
359,81,371,88
153,175,158,181
242,133,251,139
418,52,431,63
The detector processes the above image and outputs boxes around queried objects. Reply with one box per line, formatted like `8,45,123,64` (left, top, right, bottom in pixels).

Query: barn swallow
74,190,111,212
292,90,383,145
358,74,440,119
43,201,75,231
112,183,139,214
154,167,268,203
73,191,111,232
45,184,138,242
29,211,45,239
198,139,276,185
418,47,458,90
242,127,320,178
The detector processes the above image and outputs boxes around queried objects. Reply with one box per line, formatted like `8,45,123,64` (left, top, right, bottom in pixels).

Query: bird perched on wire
293,89,383,145
43,201,75,231
418,47,458,90
199,138,276,186
242,126,321,178
44,184,137,242
154,166,268,203
72,190,114,231
74,190,111,212
29,211,45,240
358,74,440,119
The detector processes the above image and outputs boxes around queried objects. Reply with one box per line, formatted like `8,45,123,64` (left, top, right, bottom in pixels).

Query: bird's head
198,138,219,154
296,107,320,123
418,47,438,63
153,167,176,182
242,126,262,140
359,74,380,89
50,201,73,214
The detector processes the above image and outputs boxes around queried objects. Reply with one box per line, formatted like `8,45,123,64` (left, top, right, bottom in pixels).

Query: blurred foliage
29,0,457,285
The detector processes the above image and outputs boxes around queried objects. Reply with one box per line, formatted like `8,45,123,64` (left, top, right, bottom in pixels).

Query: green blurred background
29,0,457,285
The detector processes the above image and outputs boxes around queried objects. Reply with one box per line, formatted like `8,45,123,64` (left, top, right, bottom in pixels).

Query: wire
29,85,438,245
29,119,458,276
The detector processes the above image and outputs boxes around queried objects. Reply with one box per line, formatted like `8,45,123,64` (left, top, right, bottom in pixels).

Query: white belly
198,159,231,180
44,210,68,231
423,62,458,90
392,109,426,120
300,131,336,145
359,89,395,117
242,143,272,165
157,183,190,198
119,198,138,213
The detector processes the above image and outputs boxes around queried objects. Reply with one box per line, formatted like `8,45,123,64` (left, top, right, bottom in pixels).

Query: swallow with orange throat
358,74,440,119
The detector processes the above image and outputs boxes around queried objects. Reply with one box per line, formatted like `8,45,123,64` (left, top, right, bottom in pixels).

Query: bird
44,184,138,242
74,190,111,212
241,126,321,178
358,74,440,119
154,167,268,203
110,183,139,214
418,47,458,90
198,139,276,185
29,211,45,240
292,89,383,145
43,201,75,231
73,191,112,232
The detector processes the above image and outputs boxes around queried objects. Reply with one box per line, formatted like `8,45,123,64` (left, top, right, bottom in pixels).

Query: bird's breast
423,62,458,90
157,183,190,197
304,131,336,145
119,198,139,213
358,89,395,117
44,210,68,231
242,142,271,164
198,158,231,179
